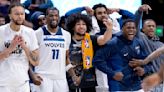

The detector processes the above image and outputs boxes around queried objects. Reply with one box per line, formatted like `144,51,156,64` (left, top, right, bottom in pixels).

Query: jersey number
52,49,59,60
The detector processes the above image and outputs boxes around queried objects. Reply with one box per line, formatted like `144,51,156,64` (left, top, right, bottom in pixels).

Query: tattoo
29,52,38,62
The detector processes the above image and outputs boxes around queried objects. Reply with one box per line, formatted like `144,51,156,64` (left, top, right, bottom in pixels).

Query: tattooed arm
22,46,39,66
129,46,164,67
19,36,39,66
142,46,164,65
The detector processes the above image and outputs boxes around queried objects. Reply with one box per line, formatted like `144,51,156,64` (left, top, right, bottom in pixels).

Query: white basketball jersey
35,25,71,80
0,23,38,87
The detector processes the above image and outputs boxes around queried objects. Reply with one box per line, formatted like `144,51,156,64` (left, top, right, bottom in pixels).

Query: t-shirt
0,23,38,87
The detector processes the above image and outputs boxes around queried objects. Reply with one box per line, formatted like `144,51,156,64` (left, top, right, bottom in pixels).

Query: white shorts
32,76,69,92
0,81,30,92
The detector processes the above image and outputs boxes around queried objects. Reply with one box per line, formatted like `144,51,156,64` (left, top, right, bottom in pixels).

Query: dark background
142,0,164,42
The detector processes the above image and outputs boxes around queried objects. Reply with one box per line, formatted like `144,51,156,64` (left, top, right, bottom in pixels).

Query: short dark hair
8,3,24,14
92,3,108,16
143,19,156,27
66,14,92,36
121,19,136,29
46,7,59,16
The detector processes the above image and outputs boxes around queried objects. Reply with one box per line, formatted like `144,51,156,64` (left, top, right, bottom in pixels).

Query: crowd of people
0,1,163,92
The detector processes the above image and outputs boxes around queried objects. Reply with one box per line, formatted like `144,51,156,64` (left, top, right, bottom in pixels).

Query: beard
11,18,23,25
50,20,58,28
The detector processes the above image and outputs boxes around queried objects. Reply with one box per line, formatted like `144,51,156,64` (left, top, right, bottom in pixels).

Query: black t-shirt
69,35,98,69
68,35,98,88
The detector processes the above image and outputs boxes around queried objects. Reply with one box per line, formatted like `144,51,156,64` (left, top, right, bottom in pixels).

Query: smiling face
73,20,87,36
122,21,137,41
142,20,156,38
46,9,59,28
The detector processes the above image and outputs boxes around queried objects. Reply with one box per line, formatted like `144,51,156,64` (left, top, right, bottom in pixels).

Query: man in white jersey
0,3,39,92
34,7,79,92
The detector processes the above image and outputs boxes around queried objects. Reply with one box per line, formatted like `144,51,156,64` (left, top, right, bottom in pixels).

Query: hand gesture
107,8,120,14
72,75,81,86
103,18,113,31
17,35,26,50
129,58,145,67
138,4,152,14
134,66,145,76
9,35,20,51
85,6,94,16
113,72,124,81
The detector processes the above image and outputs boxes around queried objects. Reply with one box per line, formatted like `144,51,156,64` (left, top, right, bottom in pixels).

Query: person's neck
10,22,21,32
47,25,58,33
73,34,84,41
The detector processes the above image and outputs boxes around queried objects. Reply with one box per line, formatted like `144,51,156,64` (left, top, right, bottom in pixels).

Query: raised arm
97,18,113,45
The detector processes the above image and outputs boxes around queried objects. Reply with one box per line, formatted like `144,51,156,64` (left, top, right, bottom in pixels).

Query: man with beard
93,19,152,91
65,13,113,92
34,7,79,92
0,3,39,92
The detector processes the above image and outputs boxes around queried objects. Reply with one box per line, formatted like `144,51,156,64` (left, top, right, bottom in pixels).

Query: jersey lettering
52,49,59,60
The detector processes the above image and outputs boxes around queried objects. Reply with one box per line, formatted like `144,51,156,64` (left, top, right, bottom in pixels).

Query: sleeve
30,30,39,51
90,35,98,47
118,9,135,27
134,10,143,38
38,0,54,9
65,7,86,17
35,28,43,45
92,44,116,78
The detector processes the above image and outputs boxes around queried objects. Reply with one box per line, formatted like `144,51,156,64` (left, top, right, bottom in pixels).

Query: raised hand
103,18,113,31
85,6,94,16
138,4,152,14
107,8,120,14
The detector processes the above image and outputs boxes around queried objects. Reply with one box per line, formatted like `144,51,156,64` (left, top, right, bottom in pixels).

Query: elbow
98,39,110,46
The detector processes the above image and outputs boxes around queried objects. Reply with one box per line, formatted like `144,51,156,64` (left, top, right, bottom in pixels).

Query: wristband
66,63,73,71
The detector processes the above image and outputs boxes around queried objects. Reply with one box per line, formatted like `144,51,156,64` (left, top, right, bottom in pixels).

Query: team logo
84,39,89,48
135,46,140,54
123,53,128,56
86,56,90,66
